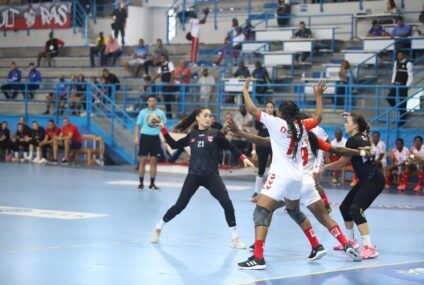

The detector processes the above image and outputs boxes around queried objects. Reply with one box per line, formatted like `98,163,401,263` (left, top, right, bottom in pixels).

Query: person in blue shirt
134,95,167,190
1,62,22,99
124,38,149,77
391,16,412,37
27,62,42,100
367,20,388,37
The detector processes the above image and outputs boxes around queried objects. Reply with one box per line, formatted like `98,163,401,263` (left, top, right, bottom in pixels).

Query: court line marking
0,206,108,220
229,260,424,285
106,180,251,191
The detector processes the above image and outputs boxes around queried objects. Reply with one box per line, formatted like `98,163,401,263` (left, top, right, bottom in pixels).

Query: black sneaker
61,159,69,164
344,244,362,262
149,184,160,191
237,255,266,270
308,244,327,261
137,184,144,191
249,243,254,252
49,159,58,165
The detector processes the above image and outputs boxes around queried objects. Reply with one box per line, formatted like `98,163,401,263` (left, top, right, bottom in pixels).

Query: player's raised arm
242,77,260,119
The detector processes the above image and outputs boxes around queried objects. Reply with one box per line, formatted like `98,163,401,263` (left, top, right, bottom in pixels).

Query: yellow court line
230,260,424,285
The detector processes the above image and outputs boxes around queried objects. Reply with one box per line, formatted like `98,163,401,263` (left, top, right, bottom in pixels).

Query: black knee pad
286,208,307,225
339,202,352,222
349,204,367,225
253,206,270,227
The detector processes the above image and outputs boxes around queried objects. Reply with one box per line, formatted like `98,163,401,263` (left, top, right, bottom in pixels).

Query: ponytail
174,107,209,132
279,101,303,160
307,131,318,157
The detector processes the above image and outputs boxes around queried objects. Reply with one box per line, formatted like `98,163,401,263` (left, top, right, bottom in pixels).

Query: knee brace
253,206,270,227
349,204,367,225
286,208,307,225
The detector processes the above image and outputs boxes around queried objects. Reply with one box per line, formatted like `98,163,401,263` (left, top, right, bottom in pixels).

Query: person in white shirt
330,128,347,184
387,138,409,189
371,131,388,185
197,68,215,103
398,136,424,192
188,11,208,63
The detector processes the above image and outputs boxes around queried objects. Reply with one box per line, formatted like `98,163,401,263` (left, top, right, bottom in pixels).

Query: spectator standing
174,58,191,97
277,0,291,27
37,32,64,67
231,105,254,163
111,0,128,46
243,19,255,40
28,121,45,162
252,61,270,104
367,20,389,37
292,21,313,63
105,35,123,66
1,62,22,99
44,75,68,115
197,68,215,103
386,51,413,126
27,62,42,100
335,60,351,107
330,128,347,185
215,18,239,65
386,0,399,14
39,119,61,163
188,11,208,63
417,11,424,36
233,61,250,78
152,54,176,119
90,32,108,67
124,38,149,77
53,117,82,164
232,26,246,61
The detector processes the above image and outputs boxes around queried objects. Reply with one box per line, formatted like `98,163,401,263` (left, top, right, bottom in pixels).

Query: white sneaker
231,237,247,249
32,158,41,163
39,158,48,164
151,228,161,243
19,158,26,163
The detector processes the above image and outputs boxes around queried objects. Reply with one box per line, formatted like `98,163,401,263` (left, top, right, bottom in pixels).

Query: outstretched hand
225,118,240,134
242,158,255,168
313,80,327,96
243,77,252,91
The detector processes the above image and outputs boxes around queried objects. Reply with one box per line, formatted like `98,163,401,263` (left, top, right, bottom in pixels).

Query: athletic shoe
344,244,362,262
137,184,144,191
149,184,160,192
397,183,407,191
151,228,161,243
32,158,41,163
231,237,247,249
19,157,26,163
332,178,339,185
414,184,422,192
333,239,360,251
49,159,59,165
249,243,254,252
237,255,266,270
6,153,13,162
61,159,69,164
250,193,258,203
360,245,378,259
307,244,327,261
39,158,48,164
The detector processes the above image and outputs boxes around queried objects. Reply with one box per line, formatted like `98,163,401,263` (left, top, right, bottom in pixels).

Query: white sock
156,219,166,230
36,149,41,160
23,152,28,159
14,152,19,159
346,228,354,240
230,226,239,240
254,176,263,194
362,234,372,247
28,150,33,159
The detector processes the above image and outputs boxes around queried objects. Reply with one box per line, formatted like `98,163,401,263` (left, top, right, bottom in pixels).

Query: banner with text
0,2,72,31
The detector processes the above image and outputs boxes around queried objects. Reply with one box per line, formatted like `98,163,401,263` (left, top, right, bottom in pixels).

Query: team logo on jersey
207,136,214,142
190,138,196,143
264,173,276,190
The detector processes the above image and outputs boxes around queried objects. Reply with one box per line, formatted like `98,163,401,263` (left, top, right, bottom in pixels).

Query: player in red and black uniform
12,123,31,161
321,113,385,259
151,107,255,248
40,119,61,163
28,121,45,162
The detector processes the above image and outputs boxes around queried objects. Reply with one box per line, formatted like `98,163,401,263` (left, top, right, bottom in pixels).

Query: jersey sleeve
216,132,244,159
136,110,144,126
160,128,189,149
301,118,318,132
317,138,332,152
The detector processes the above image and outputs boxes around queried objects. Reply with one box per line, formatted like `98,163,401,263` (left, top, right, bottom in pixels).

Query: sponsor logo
207,135,214,142
190,138,196,143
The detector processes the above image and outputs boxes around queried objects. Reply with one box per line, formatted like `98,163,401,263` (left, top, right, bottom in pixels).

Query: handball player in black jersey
151,107,255,248
321,113,385,259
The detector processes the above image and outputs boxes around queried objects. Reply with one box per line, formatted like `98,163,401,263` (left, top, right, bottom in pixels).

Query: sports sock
320,192,330,207
139,177,144,184
346,228,354,240
156,219,166,230
150,177,156,185
229,226,239,239
254,176,263,194
362,234,372,247
254,240,264,260
329,225,348,246
304,227,320,248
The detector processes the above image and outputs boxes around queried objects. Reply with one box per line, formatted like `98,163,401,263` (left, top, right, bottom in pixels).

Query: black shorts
138,134,162,157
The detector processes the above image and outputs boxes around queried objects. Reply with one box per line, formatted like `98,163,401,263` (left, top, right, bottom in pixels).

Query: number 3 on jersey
197,140,204,148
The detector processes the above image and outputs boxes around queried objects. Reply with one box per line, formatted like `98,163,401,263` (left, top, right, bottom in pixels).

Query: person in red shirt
37,32,65,67
53,117,82,164
39,119,61,163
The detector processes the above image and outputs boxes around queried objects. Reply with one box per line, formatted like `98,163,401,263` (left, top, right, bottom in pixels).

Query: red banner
0,2,72,31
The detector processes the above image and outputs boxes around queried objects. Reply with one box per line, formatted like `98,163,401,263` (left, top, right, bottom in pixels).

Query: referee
134,95,167,191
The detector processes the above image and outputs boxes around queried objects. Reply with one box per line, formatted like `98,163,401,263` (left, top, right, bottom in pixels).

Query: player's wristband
239,154,248,161
359,150,366,157
160,128,169,135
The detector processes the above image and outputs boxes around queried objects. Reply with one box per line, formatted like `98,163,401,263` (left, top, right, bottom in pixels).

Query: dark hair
48,119,55,124
350,113,371,146
147,94,157,100
32,120,38,124
279,101,303,159
395,16,403,22
414,135,423,143
299,21,305,25
144,75,151,81
372,131,380,136
372,20,379,25
174,107,209,132
396,138,404,144
308,131,318,157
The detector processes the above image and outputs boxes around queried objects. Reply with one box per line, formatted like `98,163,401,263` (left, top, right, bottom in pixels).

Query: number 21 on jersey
197,140,204,148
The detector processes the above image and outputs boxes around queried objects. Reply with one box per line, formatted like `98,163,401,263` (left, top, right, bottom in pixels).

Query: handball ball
147,114,161,127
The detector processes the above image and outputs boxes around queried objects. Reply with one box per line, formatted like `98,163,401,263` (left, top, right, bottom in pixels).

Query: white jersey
258,111,316,180
372,140,387,166
189,18,200,37
312,126,328,141
311,126,328,171
410,146,424,157
331,137,347,147
392,147,409,165
301,135,317,175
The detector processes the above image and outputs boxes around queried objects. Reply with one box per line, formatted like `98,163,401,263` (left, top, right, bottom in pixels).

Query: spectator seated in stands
391,16,412,39
53,117,82,164
124,38,149,77
386,138,409,189
44,75,68,115
28,121,45,162
37,32,64,67
233,61,250,79
335,59,351,107
0,121,11,161
367,20,389,37
232,26,245,60
386,0,399,15
90,32,108,67
292,21,313,63
39,119,61,164
143,38,168,76
243,19,255,41
252,61,271,104
12,123,31,162
1,62,22,99
102,68,121,93
214,18,239,65
105,34,123,66
27,62,42,100
174,58,191,85
398,136,424,192
418,11,424,36
69,74,87,116
197,68,216,104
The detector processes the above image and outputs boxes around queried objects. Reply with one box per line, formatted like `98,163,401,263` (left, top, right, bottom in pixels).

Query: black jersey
163,128,243,175
255,120,269,138
346,134,379,179
31,127,45,143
